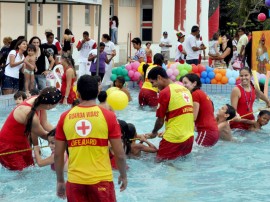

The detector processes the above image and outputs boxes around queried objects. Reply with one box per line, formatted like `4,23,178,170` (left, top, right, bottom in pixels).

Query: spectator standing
41,29,62,54
62,28,75,57
111,16,119,45
159,31,172,64
175,32,186,63
237,27,249,62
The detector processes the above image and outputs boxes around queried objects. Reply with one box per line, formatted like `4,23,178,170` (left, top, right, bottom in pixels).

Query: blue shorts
2,75,19,90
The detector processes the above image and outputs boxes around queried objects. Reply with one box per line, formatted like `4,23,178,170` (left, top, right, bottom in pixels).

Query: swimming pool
0,88,270,202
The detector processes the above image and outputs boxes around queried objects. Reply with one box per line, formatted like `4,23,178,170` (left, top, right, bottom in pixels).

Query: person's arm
9,53,24,67
193,102,200,121
88,53,97,61
254,86,270,107
231,87,240,110
135,135,158,153
76,40,84,51
30,113,49,145
105,53,115,64
109,138,127,192
234,118,256,124
62,69,74,104
121,88,132,102
39,110,54,132
148,117,164,138
33,146,54,167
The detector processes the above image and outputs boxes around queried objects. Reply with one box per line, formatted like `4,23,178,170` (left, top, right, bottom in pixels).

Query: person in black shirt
41,32,58,59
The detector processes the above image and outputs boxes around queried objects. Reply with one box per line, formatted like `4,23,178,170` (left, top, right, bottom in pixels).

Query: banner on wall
252,31,270,74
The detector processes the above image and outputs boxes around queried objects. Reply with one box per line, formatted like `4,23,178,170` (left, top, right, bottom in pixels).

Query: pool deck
1,83,269,108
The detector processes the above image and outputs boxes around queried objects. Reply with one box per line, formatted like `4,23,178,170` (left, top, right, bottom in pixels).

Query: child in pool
236,110,270,131
114,76,132,101
13,91,27,106
216,104,236,141
98,91,113,111
33,129,68,171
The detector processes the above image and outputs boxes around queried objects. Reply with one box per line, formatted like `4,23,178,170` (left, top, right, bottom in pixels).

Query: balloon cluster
111,65,129,82
166,62,192,81
199,66,214,84
125,61,142,81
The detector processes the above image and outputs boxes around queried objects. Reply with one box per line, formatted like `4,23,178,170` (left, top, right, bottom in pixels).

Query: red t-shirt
192,89,218,131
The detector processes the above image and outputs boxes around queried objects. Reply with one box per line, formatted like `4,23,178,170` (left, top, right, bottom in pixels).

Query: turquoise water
1,88,270,202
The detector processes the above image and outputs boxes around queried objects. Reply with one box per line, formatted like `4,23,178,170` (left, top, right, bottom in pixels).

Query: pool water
1,88,270,202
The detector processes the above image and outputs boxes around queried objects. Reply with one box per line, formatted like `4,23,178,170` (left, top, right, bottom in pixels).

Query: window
119,0,136,7
27,3,32,25
142,9,152,21
85,5,90,25
142,28,152,41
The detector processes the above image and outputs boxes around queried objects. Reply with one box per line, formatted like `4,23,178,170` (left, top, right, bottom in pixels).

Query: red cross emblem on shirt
183,93,190,103
75,120,92,137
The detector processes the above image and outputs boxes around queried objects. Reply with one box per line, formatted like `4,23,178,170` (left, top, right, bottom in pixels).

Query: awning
0,0,102,5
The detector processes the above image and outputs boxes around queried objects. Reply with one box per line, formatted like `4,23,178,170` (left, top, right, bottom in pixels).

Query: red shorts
0,142,34,171
156,136,194,161
147,56,152,63
138,88,158,107
196,130,219,147
66,181,116,202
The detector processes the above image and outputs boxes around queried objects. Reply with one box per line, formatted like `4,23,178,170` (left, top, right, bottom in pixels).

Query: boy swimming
114,76,132,101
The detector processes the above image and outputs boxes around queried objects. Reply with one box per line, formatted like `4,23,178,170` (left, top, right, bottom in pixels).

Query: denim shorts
2,75,19,90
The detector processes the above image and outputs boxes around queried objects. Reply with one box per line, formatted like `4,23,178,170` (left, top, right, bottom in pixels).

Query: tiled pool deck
1,84,269,108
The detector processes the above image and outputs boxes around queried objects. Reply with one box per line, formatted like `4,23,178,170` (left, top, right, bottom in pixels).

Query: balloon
170,64,176,69
162,63,167,70
232,70,239,78
205,78,211,84
138,64,144,74
198,64,206,73
213,68,219,74
226,69,233,78
112,68,117,74
211,79,217,84
107,90,129,110
259,78,266,84
173,69,180,76
220,69,226,76
200,78,206,84
206,66,213,72
176,74,181,81
170,75,176,81
180,69,188,76
221,76,228,84
192,65,198,73
228,77,236,85
116,67,122,75
133,72,141,81
260,74,266,79
110,74,117,81
122,69,128,76
201,71,207,78
258,13,266,22
128,70,135,78
106,87,119,96
131,61,140,71
208,71,215,79
124,76,130,81
215,73,222,81
186,64,192,72
125,64,132,71
266,0,270,7
167,69,173,77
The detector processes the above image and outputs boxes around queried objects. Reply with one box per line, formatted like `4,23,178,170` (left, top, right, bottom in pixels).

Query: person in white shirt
76,31,97,78
185,25,206,65
237,27,249,60
101,33,116,86
175,32,186,63
159,31,172,64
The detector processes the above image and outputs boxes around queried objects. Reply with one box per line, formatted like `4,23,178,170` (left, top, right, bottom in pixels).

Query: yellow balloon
73,85,79,98
138,62,145,75
106,87,119,96
107,90,128,110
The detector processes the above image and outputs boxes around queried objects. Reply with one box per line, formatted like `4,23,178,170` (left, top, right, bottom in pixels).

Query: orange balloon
220,69,226,76
217,82,222,84
221,76,228,84
215,73,222,81
213,68,219,74
211,79,217,84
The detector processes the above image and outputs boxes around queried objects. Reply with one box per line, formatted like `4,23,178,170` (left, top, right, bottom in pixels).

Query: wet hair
29,36,42,47
183,73,202,91
116,76,125,85
102,34,111,41
118,119,136,155
191,25,199,33
27,44,36,52
47,128,56,137
146,42,151,46
14,91,27,100
24,87,62,138
239,67,252,75
153,53,164,66
258,110,270,117
100,42,105,47
72,99,80,107
142,63,150,79
225,104,236,121
98,91,107,103
112,16,119,27
29,89,40,96
64,28,73,35
83,31,89,36
46,32,54,38
77,75,98,100
15,39,27,50
148,67,168,80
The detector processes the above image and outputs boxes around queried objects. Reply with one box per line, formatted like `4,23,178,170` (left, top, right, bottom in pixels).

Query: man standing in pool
54,75,127,201
147,67,194,161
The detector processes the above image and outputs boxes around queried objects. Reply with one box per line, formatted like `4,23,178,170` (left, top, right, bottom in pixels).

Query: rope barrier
0,145,49,156
229,107,270,122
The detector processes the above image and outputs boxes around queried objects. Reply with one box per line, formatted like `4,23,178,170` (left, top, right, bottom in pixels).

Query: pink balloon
258,13,266,22
173,69,179,76
133,72,141,81
128,70,135,77
170,75,176,81
167,69,173,77
170,64,176,70
131,61,140,71
126,64,132,71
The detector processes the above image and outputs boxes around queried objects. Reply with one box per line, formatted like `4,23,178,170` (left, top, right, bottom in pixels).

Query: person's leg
87,181,116,202
99,73,105,80
66,181,88,202
24,72,31,95
36,75,47,90
111,29,115,44
2,75,15,95
78,62,85,78
114,28,118,44
18,71,24,91
29,74,35,91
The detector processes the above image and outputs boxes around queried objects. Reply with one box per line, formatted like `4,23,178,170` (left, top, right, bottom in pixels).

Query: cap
45,28,53,33
163,31,168,35
176,32,185,38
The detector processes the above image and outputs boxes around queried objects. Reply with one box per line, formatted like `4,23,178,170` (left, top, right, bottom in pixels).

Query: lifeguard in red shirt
183,73,219,147
147,67,194,161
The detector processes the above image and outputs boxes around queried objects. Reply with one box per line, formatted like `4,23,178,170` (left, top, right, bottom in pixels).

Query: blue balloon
162,63,167,70
205,77,211,84
229,77,236,85
226,69,233,78
200,78,206,84
206,66,213,72
232,70,239,78
201,71,207,78
208,71,215,79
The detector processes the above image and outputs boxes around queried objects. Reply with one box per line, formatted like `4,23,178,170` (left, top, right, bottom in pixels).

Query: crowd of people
0,24,269,201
